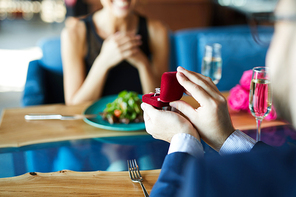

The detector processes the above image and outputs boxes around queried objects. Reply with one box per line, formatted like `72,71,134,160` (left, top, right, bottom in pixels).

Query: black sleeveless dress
82,13,151,96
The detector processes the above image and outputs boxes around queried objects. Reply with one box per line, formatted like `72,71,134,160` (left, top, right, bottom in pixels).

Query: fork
127,159,150,197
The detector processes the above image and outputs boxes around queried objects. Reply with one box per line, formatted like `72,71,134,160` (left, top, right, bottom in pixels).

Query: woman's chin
111,6,133,18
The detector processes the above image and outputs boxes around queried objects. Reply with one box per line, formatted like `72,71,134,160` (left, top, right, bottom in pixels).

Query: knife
24,114,99,120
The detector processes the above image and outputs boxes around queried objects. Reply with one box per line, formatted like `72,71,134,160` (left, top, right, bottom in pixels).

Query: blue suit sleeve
251,141,272,152
152,142,296,197
150,152,195,197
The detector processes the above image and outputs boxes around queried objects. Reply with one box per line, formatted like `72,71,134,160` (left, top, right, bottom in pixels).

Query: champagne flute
201,43,222,84
249,66,272,141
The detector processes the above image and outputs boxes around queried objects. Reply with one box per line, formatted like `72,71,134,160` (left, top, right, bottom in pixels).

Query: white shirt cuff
219,130,256,156
168,133,204,158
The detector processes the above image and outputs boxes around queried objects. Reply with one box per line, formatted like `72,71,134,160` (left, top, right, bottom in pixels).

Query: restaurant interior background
0,0,278,117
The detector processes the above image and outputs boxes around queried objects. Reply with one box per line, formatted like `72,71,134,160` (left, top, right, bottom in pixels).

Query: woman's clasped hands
99,32,147,69
141,66,235,151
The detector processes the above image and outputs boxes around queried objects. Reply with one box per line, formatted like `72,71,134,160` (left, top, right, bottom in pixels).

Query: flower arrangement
227,69,277,120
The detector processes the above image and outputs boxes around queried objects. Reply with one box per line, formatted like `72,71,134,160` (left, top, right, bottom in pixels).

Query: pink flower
265,105,278,121
239,70,253,91
228,85,249,111
229,69,277,120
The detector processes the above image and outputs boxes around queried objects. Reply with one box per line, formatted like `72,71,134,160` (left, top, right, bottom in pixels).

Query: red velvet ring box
142,71,184,108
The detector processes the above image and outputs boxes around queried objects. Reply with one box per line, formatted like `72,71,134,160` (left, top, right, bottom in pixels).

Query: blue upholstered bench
22,37,64,106
170,25,273,91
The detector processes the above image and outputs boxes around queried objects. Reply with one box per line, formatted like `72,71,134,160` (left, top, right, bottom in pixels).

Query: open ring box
142,71,184,109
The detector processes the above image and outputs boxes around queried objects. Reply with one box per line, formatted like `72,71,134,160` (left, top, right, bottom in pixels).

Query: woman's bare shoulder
146,18,169,38
61,17,87,61
61,17,86,44
146,18,169,54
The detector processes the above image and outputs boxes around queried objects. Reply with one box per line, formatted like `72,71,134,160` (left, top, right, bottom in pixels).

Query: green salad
100,90,143,124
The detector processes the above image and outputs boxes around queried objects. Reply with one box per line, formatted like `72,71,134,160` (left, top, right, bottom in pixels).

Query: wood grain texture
0,102,147,148
135,2,213,31
0,93,287,148
0,169,160,196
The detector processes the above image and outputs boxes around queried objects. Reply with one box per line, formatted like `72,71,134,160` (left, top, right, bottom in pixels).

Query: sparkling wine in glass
201,43,222,84
249,66,272,141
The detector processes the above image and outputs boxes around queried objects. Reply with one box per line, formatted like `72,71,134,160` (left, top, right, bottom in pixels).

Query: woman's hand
99,32,142,69
170,67,235,151
126,47,149,69
141,102,200,143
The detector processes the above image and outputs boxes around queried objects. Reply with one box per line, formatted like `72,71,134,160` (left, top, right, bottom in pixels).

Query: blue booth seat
172,25,273,91
22,37,64,106
22,25,274,106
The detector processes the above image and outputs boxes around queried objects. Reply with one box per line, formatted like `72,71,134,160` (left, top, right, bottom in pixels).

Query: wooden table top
0,169,160,196
0,102,147,148
0,93,287,148
0,93,288,196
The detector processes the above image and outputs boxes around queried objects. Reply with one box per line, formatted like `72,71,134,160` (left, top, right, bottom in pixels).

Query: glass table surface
1,125,296,179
